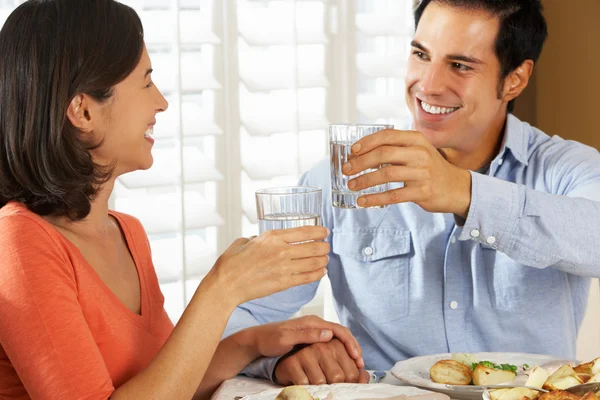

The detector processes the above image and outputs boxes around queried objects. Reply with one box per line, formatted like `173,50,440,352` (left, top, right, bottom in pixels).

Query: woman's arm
0,215,332,400
194,316,363,399
111,227,333,400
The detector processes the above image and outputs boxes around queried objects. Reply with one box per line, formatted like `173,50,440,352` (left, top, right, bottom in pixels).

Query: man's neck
440,113,507,171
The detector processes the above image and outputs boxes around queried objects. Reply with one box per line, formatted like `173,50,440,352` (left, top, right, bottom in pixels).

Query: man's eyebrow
144,68,153,78
411,40,483,65
447,54,484,64
410,40,427,52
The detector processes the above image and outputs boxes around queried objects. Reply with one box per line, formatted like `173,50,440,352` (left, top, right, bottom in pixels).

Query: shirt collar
499,113,529,166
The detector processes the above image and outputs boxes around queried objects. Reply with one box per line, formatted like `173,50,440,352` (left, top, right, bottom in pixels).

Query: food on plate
430,355,522,386
472,364,517,386
494,387,539,400
430,360,473,385
275,386,316,400
526,367,550,389
487,357,600,400
543,365,584,391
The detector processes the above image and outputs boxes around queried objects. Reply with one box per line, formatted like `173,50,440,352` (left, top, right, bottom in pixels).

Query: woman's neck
45,178,117,239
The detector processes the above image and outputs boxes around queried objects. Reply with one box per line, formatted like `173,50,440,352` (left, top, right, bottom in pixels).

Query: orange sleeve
0,215,114,400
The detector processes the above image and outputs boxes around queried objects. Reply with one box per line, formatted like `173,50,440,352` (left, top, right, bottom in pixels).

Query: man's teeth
144,128,154,138
421,101,458,115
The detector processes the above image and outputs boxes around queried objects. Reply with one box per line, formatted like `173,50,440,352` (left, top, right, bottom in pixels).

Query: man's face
405,3,507,153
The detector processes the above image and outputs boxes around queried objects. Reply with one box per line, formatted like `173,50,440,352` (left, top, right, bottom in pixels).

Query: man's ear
66,94,94,132
502,60,534,103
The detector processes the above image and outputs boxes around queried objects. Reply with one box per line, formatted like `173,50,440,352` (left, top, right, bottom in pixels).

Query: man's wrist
452,167,473,218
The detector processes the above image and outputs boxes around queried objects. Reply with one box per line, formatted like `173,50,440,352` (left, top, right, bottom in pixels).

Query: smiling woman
0,1,361,399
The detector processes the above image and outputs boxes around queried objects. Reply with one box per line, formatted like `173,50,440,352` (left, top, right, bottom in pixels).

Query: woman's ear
66,94,93,131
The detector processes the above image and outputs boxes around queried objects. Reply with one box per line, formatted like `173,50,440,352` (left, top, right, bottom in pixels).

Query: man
225,0,600,386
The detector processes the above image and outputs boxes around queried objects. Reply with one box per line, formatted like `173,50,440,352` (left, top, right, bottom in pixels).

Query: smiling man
224,0,600,386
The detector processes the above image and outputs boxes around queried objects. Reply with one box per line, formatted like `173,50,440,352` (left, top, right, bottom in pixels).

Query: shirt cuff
458,171,522,251
240,355,283,383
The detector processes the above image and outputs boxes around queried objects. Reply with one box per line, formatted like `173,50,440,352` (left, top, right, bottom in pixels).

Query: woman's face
88,46,168,176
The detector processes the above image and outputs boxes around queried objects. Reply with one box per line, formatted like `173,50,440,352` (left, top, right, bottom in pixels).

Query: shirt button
450,236,456,244
486,236,496,245
498,158,504,166
450,301,459,310
363,246,374,256
470,229,480,238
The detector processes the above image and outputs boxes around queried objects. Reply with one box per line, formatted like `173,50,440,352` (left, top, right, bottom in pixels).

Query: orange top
0,202,174,400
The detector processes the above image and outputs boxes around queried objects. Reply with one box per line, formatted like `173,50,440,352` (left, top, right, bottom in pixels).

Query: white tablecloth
211,373,406,399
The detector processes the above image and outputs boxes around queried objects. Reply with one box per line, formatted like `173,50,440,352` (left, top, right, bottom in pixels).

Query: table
211,372,406,399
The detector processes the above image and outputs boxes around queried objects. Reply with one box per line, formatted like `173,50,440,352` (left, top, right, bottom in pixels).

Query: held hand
274,337,370,386
250,316,364,364
343,129,472,217
209,226,331,307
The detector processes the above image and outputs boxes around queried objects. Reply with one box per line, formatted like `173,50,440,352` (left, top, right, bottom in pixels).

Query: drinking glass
255,186,322,234
329,124,394,208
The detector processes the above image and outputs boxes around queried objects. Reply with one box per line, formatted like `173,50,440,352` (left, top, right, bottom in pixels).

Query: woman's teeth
421,101,458,115
144,128,154,138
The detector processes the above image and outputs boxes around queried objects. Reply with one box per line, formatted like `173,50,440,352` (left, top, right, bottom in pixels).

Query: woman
0,1,364,399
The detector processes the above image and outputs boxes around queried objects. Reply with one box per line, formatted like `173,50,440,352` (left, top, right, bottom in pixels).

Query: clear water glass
255,186,322,234
329,124,394,208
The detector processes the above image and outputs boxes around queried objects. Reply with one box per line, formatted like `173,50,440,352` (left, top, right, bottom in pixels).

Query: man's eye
452,62,471,71
146,81,154,88
413,51,429,60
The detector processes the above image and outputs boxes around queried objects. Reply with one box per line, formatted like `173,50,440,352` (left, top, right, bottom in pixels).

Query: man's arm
343,129,600,276
460,151,600,275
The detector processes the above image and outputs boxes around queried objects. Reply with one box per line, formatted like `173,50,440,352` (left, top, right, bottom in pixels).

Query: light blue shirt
224,114,600,380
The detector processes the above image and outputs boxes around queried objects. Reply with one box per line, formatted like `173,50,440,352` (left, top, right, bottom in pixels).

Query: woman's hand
251,316,363,365
207,226,331,308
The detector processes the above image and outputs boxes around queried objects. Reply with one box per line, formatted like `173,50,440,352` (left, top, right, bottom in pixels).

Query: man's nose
419,63,447,95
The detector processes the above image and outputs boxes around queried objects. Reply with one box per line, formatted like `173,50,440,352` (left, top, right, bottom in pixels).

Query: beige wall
515,0,600,149
514,0,600,360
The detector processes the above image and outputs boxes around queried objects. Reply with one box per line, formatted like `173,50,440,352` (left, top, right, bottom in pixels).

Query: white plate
390,352,570,400
241,383,437,400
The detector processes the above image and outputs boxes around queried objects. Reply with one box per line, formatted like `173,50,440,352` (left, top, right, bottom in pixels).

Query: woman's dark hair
0,0,144,220
414,0,548,113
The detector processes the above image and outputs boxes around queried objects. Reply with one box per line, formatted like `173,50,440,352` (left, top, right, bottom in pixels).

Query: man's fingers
288,241,331,260
351,129,426,155
276,357,308,386
320,355,346,384
348,166,428,191
298,351,327,385
343,146,427,176
358,369,371,384
357,186,422,208
279,226,329,244
336,352,360,383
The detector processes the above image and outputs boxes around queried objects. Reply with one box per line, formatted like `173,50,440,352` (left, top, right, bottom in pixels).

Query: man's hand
274,339,370,386
343,129,472,218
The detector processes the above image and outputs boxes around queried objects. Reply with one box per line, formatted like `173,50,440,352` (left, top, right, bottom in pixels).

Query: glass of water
255,186,322,234
330,124,394,208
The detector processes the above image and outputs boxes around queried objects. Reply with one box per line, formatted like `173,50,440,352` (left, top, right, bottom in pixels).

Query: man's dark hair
0,0,144,220
414,0,548,113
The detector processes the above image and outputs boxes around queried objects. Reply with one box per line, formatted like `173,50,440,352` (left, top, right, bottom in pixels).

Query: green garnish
523,364,530,369
470,361,518,373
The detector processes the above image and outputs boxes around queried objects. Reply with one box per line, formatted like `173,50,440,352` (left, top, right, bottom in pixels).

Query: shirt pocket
332,228,412,323
481,246,562,314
